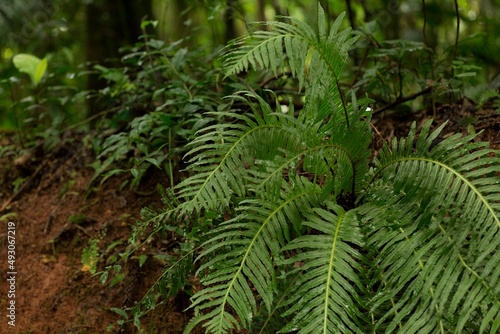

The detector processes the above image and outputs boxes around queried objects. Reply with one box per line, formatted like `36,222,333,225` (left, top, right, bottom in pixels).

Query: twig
370,122,382,137
398,60,403,99
259,71,292,88
0,162,45,213
64,106,120,131
373,86,433,114
345,0,355,30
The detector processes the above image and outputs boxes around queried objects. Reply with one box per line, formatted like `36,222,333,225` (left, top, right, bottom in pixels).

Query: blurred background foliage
0,0,499,132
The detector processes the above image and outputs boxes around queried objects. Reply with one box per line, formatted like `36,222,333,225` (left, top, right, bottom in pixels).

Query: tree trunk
85,0,152,115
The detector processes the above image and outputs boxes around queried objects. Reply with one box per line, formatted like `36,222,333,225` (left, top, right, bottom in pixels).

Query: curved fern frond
280,202,367,333
223,5,357,92
185,177,321,333
176,92,302,214
360,120,500,333
178,89,372,215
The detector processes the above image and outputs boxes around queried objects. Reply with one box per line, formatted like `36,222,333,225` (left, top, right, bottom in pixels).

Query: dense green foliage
113,5,499,333
88,21,227,189
1,1,499,333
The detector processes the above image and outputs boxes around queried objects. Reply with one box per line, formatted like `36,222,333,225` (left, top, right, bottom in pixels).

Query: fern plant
129,4,500,333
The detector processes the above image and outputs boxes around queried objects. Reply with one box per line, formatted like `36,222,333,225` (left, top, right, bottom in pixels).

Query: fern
280,202,366,333
135,3,500,333
185,177,322,333
223,8,356,91
223,5,357,125
176,92,304,214
360,120,500,333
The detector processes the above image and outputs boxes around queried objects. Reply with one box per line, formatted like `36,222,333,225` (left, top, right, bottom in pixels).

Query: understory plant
124,5,499,333
90,20,227,189
7,51,85,149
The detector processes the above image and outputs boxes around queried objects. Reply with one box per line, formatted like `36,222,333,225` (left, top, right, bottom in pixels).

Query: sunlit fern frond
223,5,357,92
279,201,367,334
359,120,500,333
184,177,322,333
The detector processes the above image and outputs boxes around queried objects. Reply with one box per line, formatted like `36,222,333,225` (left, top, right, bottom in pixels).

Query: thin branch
422,0,436,116
398,60,403,99
345,0,356,30
259,71,292,87
373,86,433,114
0,162,46,213
333,72,350,127
345,0,358,65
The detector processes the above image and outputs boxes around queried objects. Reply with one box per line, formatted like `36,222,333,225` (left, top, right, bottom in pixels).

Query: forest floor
0,98,498,334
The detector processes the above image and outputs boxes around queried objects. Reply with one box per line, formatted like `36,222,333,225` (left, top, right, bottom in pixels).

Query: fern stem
255,143,355,191
333,71,350,127
257,273,301,333
373,86,432,114
323,210,345,333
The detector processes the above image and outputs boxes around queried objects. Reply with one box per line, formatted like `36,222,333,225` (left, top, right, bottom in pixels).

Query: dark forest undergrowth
0,98,498,333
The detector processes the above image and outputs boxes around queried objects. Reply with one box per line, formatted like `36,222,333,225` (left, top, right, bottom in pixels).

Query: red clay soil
0,138,191,333
0,98,498,334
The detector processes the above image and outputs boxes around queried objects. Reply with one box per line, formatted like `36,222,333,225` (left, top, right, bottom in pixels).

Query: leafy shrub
90,21,228,189
352,27,492,113
113,5,499,333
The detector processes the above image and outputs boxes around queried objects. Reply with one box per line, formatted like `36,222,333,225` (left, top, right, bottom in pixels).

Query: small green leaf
140,19,158,30
12,53,48,86
131,168,139,178
133,314,141,329
106,240,122,252
35,57,48,86
100,271,108,284
147,39,165,49
137,254,148,267
145,157,160,169
110,307,129,320
110,273,125,287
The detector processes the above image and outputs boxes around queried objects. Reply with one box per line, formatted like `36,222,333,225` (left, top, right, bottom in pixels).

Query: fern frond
280,202,367,333
361,120,500,333
240,93,373,200
176,93,302,214
186,177,321,333
223,6,357,92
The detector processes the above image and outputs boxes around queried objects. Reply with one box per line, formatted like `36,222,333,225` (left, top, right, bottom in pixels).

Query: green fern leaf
176,97,295,214
223,6,357,93
361,120,500,333
186,177,321,333
280,202,366,333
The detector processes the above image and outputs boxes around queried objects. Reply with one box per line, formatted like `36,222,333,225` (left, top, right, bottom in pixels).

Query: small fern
136,4,500,333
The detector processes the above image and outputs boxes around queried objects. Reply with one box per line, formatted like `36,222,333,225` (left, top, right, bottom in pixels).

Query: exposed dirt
0,98,498,334
0,135,192,334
